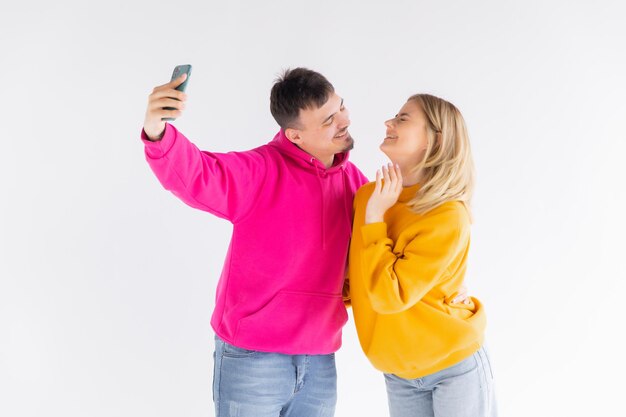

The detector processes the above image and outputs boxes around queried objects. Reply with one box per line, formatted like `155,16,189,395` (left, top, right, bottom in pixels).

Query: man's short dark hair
270,68,335,130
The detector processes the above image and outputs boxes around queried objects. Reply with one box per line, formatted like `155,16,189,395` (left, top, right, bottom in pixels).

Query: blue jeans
384,346,497,417
212,335,337,417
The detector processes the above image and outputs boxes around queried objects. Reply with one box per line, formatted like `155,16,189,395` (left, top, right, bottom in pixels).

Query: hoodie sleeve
358,205,469,314
142,124,267,222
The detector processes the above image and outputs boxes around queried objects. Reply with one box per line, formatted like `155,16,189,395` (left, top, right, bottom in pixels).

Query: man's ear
284,127,302,144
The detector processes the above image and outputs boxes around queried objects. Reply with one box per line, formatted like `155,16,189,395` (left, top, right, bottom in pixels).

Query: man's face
285,93,353,165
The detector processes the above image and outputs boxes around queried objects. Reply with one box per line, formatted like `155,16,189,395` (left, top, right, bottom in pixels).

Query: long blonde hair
406,94,475,215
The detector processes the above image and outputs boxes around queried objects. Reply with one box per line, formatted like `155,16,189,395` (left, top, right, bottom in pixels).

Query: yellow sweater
347,182,486,379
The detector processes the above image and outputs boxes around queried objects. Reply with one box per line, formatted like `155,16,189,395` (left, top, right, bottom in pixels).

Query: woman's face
380,99,430,167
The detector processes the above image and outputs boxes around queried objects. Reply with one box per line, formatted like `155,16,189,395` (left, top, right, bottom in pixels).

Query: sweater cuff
141,123,177,159
360,222,388,247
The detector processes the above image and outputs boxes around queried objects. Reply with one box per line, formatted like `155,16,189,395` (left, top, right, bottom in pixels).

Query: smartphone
162,64,192,121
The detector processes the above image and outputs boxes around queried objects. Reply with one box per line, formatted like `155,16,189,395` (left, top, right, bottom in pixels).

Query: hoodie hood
267,130,353,250
268,130,349,172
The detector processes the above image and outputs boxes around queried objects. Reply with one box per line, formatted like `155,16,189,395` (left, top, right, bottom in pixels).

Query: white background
1,1,625,416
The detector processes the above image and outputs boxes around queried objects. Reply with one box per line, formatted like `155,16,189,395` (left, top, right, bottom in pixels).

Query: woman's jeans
384,346,497,417
213,335,337,417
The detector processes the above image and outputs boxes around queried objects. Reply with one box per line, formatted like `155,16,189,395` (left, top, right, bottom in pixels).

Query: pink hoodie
142,124,367,354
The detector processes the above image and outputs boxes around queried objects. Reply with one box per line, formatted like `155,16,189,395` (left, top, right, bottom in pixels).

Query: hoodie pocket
234,291,347,353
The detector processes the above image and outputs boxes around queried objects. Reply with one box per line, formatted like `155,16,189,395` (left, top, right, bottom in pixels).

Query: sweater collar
398,183,421,203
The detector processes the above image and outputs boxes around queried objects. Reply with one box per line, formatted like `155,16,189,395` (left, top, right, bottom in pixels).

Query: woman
347,94,497,417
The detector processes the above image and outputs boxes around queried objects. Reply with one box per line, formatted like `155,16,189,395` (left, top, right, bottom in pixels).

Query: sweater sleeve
359,206,469,314
142,124,267,222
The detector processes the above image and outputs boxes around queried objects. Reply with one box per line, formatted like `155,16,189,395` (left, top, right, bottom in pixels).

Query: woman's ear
435,130,443,143
432,131,443,151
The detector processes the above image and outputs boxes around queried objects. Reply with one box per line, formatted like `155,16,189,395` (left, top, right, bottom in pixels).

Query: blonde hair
406,94,475,215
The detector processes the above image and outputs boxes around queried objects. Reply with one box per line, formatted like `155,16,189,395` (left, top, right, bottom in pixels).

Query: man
141,68,367,417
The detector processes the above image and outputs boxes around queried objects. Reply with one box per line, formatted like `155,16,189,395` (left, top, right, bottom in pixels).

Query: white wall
1,1,625,416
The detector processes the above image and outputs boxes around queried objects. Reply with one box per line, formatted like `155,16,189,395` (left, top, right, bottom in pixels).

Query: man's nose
339,108,351,127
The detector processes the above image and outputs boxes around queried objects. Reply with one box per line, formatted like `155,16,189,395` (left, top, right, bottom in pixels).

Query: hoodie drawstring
312,159,353,251
341,165,352,229
313,159,326,250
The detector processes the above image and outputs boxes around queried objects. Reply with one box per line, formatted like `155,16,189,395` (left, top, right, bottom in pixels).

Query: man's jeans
213,335,337,417
384,346,497,417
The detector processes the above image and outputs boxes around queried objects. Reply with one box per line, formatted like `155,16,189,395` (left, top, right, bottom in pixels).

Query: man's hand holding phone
143,65,191,141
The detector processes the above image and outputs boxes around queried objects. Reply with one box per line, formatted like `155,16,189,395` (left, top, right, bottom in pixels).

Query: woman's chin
379,144,392,158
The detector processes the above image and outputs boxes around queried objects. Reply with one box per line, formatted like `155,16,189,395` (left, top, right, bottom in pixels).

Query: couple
140,68,496,417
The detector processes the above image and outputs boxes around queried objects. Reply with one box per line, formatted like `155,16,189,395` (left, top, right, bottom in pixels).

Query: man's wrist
144,126,165,142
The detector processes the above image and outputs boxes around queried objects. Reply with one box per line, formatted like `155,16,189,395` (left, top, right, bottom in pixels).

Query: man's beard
342,134,355,151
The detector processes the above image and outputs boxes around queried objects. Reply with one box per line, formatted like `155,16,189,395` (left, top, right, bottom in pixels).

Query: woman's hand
365,163,403,224
452,285,472,305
